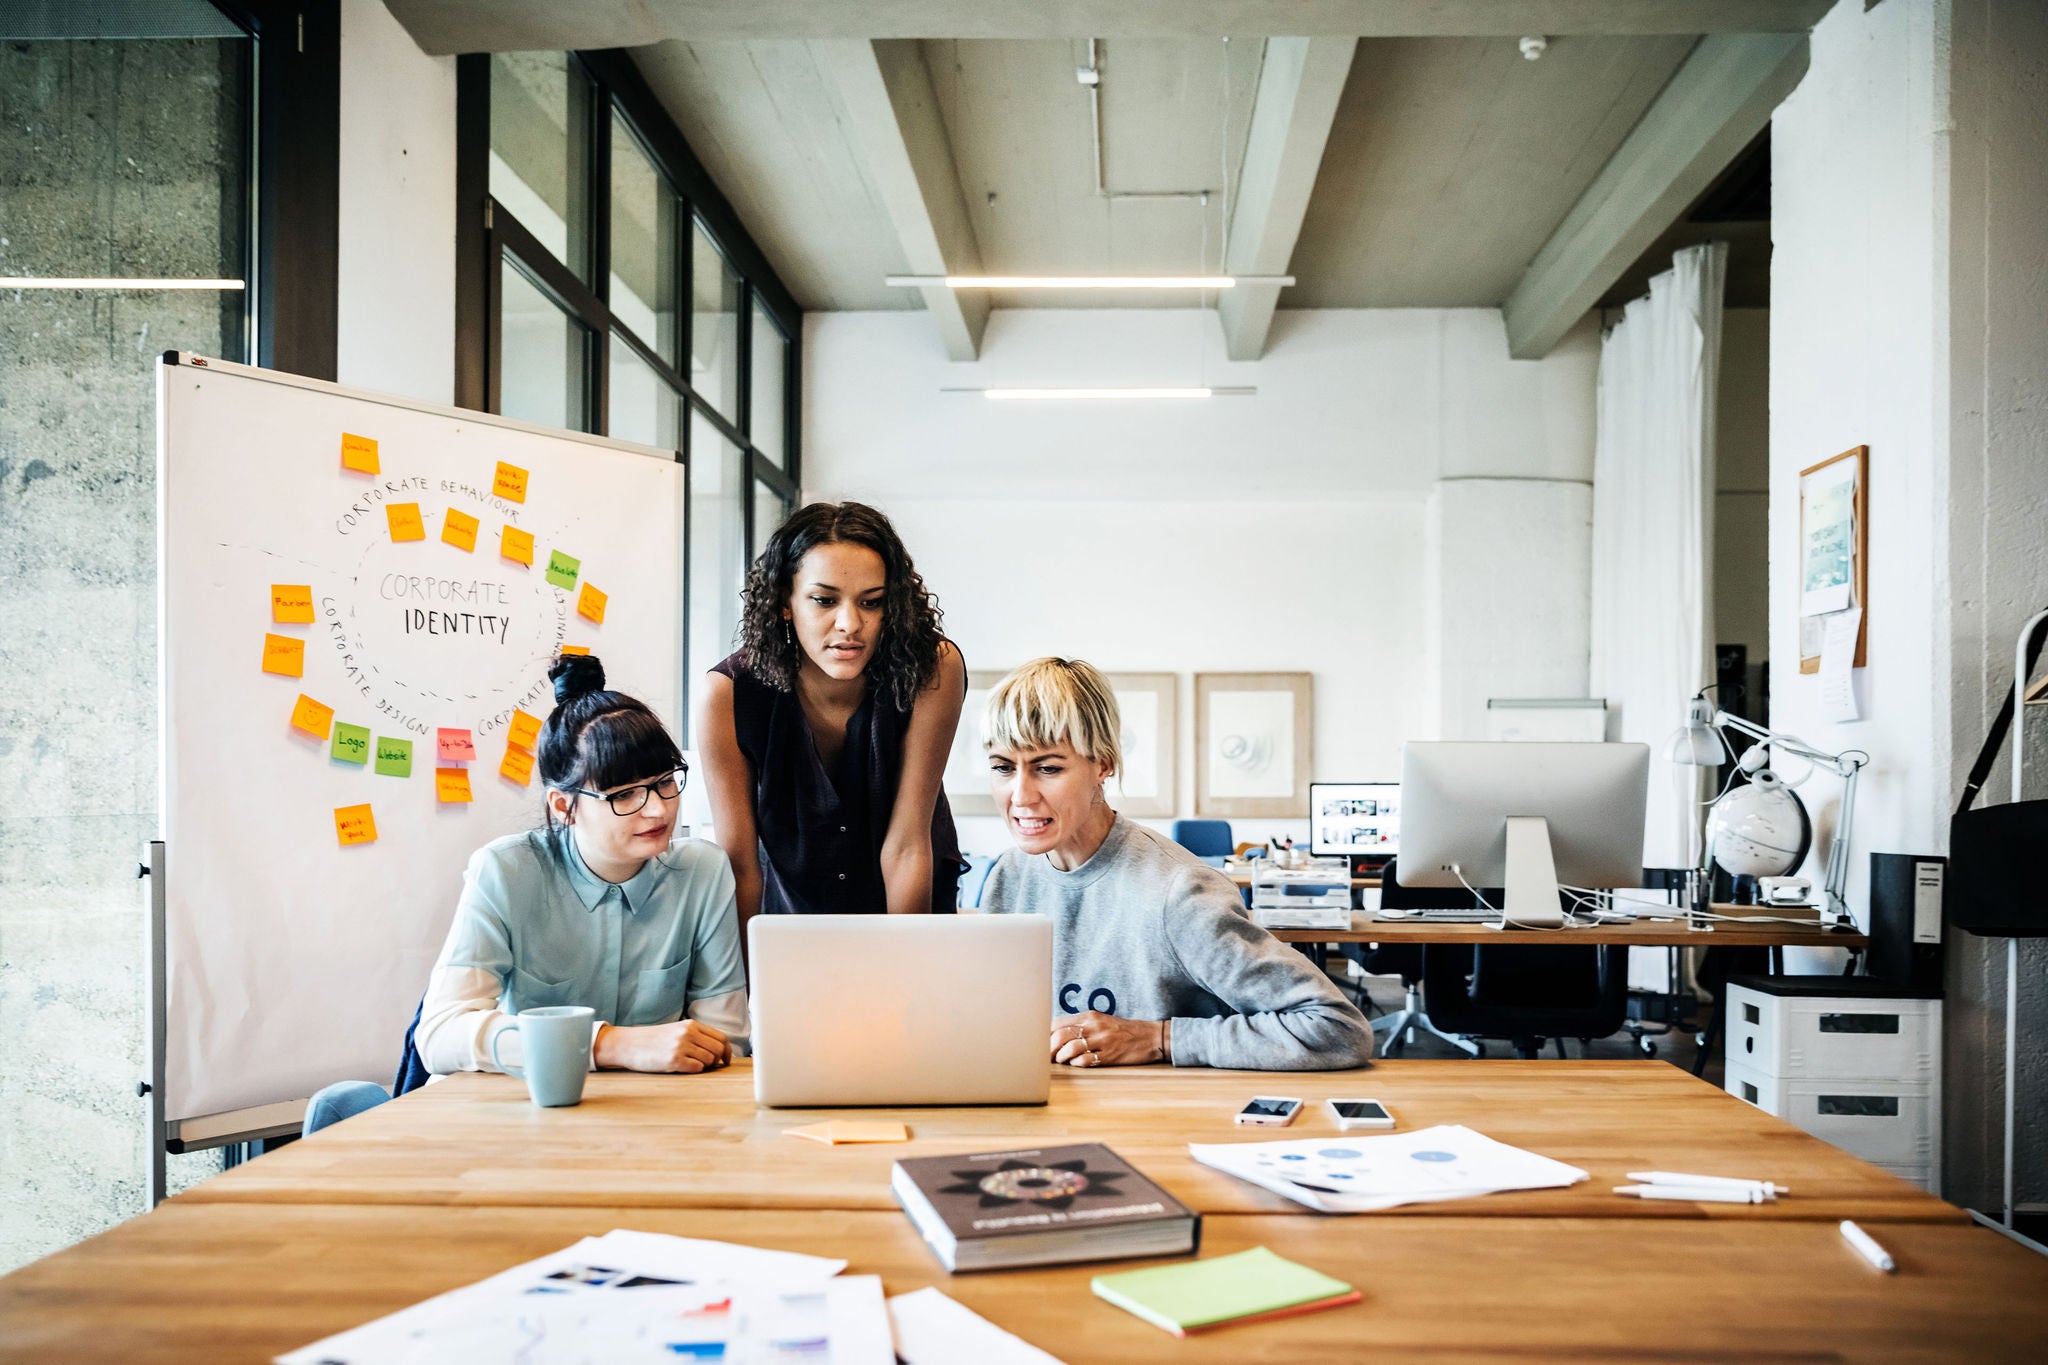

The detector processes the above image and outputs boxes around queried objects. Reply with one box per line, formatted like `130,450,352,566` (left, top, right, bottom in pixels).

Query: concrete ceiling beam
1501,31,1806,360
814,39,988,360
386,3,1834,53
1218,37,1356,361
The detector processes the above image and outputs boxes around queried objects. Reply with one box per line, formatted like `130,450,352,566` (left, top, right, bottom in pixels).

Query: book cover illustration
896,1143,1190,1242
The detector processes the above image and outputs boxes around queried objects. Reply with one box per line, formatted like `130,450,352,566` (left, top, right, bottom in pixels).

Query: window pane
500,256,591,431
690,409,745,673
490,52,593,282
752,480,790,562
609,112,678,365
691,220,741,421
749,300,787,468
608,332,681,450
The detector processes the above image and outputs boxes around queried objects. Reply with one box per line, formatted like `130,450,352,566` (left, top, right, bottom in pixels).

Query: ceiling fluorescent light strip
942,386,1257,401
3,277,247,290
885,275,1293,290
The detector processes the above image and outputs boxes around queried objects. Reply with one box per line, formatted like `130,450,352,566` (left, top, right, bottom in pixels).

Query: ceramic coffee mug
489,1005,595,1107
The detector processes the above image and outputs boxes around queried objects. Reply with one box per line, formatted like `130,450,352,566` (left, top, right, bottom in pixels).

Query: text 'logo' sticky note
334,803,378,846
437,727,476,762
340,433,379,474
500,743,534,786
271,584,315,623
291,694,335,740
442,508,479,553
374,736,413,778
331,722,371,765
500,524,534,566
387,502,425,542
577,583,607,625
545,549,580,591
261,633,305,678
506,708,541,751
492,461,529,503
436,767,473,803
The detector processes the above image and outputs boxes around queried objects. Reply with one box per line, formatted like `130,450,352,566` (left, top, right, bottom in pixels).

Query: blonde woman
980,658,1373,1071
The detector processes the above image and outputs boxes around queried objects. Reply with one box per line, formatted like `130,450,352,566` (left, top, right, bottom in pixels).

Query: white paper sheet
888,1288,1068,1365
1819,606,1863,723
1188,1125,1588,1213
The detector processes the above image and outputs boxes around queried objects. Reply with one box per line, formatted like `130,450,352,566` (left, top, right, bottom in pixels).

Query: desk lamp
1671,694,1870,925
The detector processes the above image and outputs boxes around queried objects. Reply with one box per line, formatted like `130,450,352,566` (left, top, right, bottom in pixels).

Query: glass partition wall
462,50,800,733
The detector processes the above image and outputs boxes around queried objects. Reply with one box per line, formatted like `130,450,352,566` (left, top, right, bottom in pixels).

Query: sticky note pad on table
373,736,413,777
271,584,315,623
492,461,529,503
330,722,371,765
783,1121,910,1146
437,727,475,762
1091,1247,1359,1337
340,433,379,473
435,767,473,803
334,803,377,846
442,508,479,552
386,502,425,542
291,694,335,740
545,549,580,590
260,632,305,678
500,743,534,786
500,524,534,566
506,708,541,751
577,583,607,624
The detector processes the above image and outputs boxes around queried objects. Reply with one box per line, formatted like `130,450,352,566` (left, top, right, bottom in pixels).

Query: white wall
337,0,456,405
805,308,1599,854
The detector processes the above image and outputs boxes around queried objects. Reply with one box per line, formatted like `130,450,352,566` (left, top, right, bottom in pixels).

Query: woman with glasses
413,651,747,1077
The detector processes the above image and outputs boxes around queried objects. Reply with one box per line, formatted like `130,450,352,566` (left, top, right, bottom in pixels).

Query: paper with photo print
1800,459,1858,617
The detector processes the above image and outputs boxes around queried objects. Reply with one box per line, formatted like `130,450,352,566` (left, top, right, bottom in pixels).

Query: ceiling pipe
1083,37,1216,203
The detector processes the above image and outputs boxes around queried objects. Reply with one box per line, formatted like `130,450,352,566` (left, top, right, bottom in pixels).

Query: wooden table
170,1060,1956,1225
5,1201,2044,1364
1270,911,1866,949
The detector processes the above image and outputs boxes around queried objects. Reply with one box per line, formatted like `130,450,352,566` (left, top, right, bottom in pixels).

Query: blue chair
1170,819,1233,859
957,852,1001,909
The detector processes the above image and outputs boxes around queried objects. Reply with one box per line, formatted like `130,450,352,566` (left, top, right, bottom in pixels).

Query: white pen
1840,1219,1896,1272
1627,1171,1790,1197
1615,1184,1773,1204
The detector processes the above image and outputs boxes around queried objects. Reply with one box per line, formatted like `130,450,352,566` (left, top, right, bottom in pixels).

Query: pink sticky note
437,728,475,762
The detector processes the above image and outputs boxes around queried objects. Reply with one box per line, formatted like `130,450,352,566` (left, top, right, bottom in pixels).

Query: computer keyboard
1376,908,1501,923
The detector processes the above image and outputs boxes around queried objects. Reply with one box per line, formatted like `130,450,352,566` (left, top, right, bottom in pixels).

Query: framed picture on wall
1195,672,1313,818
1798,445,1869,673
941,670,1007,817
1103,672,1176,818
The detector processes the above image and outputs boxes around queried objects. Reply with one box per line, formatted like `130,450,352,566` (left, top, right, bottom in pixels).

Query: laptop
750,915,1054,1107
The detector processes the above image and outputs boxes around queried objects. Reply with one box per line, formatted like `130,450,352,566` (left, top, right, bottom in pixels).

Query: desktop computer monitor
1309,782,1400,866
1399,742,1649,928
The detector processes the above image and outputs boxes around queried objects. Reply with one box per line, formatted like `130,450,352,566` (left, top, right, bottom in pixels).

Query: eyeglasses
573,766,689,816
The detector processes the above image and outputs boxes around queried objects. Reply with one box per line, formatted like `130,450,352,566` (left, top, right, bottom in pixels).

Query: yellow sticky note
559,644,590,656
271,584,315,623
782,1121,911,1146
261,632,305,678
500,524,534,566
436,767,473,803
507,708,541,751
492,461,529,503
291,693,335,740
334,803,378,846
341,433,379,474
387,502,425,542
577,583,607,625
500,743,534,786
442,507,479,552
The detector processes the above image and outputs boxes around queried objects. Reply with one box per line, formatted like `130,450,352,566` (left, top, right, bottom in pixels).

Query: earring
785,619,794,649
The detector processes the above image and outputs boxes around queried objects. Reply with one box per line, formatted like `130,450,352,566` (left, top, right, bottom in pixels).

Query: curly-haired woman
696,502,966,934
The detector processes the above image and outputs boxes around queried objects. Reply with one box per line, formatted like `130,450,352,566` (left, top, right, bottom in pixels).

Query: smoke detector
1519,36,1548,60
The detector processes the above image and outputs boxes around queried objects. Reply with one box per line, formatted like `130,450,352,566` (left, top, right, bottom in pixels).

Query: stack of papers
1092,1247,1359,1336
1189,1124,1587,1213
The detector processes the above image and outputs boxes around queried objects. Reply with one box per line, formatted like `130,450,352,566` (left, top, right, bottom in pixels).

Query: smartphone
1234,1096,1304,1127
1327,1098,1396,1130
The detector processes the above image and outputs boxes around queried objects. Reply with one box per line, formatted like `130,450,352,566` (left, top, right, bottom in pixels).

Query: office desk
4,1201,2044,1364
170,1060,1954,1225
1270,913,1866,949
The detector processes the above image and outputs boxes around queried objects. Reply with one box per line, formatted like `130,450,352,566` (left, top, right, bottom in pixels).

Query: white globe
1705,771,1811,879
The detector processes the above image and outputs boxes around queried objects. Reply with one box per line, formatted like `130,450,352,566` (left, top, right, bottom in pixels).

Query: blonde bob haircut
983,657,1122,777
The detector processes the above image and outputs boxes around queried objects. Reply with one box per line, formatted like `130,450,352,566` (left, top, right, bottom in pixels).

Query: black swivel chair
1339,858,1483,1056
1420,933,1629,1060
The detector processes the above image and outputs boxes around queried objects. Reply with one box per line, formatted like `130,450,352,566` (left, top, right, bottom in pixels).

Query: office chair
1340,859,1481,1057
1169,819,1233,858
1421,939,1629,1059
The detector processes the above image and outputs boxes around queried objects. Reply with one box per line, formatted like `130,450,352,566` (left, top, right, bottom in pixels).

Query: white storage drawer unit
1723,1059,1941,1173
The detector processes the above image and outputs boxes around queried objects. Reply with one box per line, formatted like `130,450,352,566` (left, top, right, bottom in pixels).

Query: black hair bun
549,652,606,704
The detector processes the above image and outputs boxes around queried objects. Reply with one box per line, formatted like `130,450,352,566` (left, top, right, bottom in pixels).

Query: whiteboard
156,355,684,1123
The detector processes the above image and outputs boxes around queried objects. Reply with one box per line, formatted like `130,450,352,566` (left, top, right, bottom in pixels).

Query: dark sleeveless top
711,650,964,915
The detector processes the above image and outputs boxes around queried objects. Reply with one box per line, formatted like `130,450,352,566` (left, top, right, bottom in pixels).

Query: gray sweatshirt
982,815,1374,1071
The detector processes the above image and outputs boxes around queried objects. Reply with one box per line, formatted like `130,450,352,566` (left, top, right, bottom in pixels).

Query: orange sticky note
341,433,379,474
291,693,335,740
577,583,607,624
442,508,479,552
271,584,314,623
387,502,425,542
500,743,534,786
261,632,305,678
492,461,529,503
334,803,378,846
435,767,473,804
507,708,541,751
500,524,534,565
559,644,590,656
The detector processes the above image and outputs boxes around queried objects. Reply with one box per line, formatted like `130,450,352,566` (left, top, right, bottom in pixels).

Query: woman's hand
1050,1011,1169,1067
593,1019,731,1073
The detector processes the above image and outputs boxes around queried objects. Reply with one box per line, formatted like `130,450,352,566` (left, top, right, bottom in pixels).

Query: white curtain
1589,242,1726,870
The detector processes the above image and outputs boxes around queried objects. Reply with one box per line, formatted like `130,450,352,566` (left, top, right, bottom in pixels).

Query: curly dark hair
738,501,946,713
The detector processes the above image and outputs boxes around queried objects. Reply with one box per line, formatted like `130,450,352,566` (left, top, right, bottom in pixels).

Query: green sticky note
545,549,580,591
1092,1247,1355,1334
330,723,371,765
373,735,413,778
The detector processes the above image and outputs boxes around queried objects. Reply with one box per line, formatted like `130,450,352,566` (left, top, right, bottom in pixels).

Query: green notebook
1091,1246,1360,1336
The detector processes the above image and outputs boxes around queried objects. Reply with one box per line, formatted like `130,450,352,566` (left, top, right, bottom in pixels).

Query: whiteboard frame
149,352,690,1192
